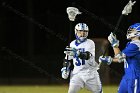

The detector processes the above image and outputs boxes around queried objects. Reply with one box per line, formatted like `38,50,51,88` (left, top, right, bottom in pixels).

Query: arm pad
79,51,92,60
114,53,126,63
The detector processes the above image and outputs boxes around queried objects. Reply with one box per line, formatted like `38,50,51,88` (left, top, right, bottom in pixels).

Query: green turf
0,85,118,93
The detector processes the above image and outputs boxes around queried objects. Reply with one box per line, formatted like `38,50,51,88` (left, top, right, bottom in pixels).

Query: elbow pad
114,52,126,63
79,51,92,60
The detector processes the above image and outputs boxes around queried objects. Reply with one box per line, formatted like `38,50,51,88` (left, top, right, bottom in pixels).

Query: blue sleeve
122,43,139,57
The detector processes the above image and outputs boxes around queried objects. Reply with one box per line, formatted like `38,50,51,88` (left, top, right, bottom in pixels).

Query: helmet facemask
126,28,137,39
75,23,89,42
75,30,88,42
126,23,140,40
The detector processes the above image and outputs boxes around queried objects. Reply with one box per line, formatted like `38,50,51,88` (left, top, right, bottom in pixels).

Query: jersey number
124,60,128,68
75,48,85,66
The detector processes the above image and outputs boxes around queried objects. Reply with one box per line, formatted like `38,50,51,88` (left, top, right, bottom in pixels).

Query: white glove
108,32,119,47
64,47,80,57
99,56,112,65
61,67,70,79
122,0,136,15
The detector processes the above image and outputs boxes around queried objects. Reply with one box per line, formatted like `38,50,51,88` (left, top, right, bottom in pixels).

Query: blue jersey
122,40,140,78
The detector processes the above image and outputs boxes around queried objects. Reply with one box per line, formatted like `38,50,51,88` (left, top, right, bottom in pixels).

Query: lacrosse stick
98,0,136,68
66,7,82,21
65,7,81,72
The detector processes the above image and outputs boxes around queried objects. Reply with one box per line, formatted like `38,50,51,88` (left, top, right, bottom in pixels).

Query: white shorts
68,70,102,93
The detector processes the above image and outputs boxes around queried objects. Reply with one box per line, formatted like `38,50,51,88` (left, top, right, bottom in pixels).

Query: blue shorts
118,76,140,93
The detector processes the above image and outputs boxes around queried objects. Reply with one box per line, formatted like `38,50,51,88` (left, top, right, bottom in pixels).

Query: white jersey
66,39,99,74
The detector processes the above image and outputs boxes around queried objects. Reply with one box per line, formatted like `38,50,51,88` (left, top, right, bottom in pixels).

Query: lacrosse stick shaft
98,15,124,68
98,0,136,68
68,21,73,44
103,15,124,56
66,21,73,71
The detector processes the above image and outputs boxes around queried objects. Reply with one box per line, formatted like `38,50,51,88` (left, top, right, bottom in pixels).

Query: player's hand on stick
99,56,112,65
122,0,136,15
61,67,70,79
64,46,80,57
108,32,119,48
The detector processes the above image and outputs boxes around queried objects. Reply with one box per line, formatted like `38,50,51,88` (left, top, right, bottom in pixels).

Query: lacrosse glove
108,32,119,48
61,67,70,79
99,56,112,65
64,46,80,57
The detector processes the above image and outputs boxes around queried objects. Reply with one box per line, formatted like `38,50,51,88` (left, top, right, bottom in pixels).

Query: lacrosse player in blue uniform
61,23,103,93
99,23,140,93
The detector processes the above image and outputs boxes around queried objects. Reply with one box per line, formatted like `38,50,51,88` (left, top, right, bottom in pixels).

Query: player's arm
99,32,126,65
113,47,121,56
99,53,126,65
78,40,95,60
61,56,73,79
78,51,92,60
64,47,92,60
61,44,74,79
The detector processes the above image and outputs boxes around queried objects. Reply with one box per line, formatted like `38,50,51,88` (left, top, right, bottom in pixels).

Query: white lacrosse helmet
126,23,140,40
75,23,89,41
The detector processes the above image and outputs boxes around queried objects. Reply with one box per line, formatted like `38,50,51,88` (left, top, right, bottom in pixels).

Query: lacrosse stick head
122,0,136,15
66,7,82,21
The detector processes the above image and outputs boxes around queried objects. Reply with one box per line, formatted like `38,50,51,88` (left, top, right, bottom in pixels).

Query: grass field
0,85,118,93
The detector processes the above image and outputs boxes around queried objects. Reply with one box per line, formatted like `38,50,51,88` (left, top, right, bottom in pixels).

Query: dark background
0,0,140,85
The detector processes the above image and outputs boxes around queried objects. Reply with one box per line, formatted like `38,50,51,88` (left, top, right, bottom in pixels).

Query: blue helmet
126,23,140,39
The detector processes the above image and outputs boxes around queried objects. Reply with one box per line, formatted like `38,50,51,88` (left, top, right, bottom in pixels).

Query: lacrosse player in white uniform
61,23,103,93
